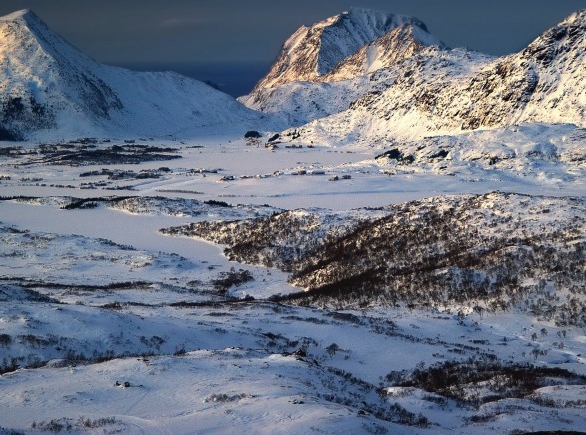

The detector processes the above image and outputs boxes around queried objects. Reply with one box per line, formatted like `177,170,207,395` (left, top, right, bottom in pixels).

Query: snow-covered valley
1,134,586,434
1,6,586,435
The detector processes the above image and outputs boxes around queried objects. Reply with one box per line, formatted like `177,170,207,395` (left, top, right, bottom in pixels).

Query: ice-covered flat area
1,132,586,434
4,127,586,209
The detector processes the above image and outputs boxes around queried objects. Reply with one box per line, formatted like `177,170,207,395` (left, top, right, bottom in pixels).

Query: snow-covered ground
1,5,586,433
1,132,586,434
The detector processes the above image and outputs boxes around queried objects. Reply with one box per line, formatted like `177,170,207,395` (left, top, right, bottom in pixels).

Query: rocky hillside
286,10,586,143
162,192,586,326
0,9,260,140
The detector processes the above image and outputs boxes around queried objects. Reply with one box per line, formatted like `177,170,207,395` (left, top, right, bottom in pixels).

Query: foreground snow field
2,6,586,434
1,134,586,434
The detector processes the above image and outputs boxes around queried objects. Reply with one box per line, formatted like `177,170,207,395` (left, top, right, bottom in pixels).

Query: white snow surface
1,133,586,433
0,7,586,435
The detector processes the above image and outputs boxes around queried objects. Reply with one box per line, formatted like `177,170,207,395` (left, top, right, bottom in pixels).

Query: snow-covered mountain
0,9,260,141
240,8,443,126
249,8,436,91
324,21,445,82
243,9,586,145
347,9,586,139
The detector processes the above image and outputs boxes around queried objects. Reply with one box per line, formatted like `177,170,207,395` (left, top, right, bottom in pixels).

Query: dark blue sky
2,0,586,96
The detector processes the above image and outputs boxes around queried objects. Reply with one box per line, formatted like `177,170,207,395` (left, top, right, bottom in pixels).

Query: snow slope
0,10,263,141
0,194,585,434
237,72,393,127
324,21,445,82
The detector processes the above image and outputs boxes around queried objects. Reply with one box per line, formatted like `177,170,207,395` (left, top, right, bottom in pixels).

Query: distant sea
115,61,271,98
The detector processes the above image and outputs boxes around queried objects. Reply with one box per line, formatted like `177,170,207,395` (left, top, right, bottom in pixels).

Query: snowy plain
1,130,586,434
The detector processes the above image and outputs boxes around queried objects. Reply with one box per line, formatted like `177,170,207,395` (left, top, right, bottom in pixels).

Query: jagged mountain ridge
0,9,259,140
244,9,586,144
323,21,445,82
240,9,445,126
250,8,435,91
363,9,586,135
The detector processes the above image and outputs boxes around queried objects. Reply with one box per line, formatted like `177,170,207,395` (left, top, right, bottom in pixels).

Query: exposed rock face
516,10,586,123
418,9,586,132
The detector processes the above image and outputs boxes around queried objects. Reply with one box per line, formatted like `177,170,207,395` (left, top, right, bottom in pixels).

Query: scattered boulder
244,130,262,139
375,148,415,164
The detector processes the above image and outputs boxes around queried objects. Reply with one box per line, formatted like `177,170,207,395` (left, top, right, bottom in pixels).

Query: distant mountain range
2,8,586,143
241,8,586,144
0,9,260,141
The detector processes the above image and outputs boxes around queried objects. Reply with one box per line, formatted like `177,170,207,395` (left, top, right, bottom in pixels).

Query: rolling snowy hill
0,9,262,141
